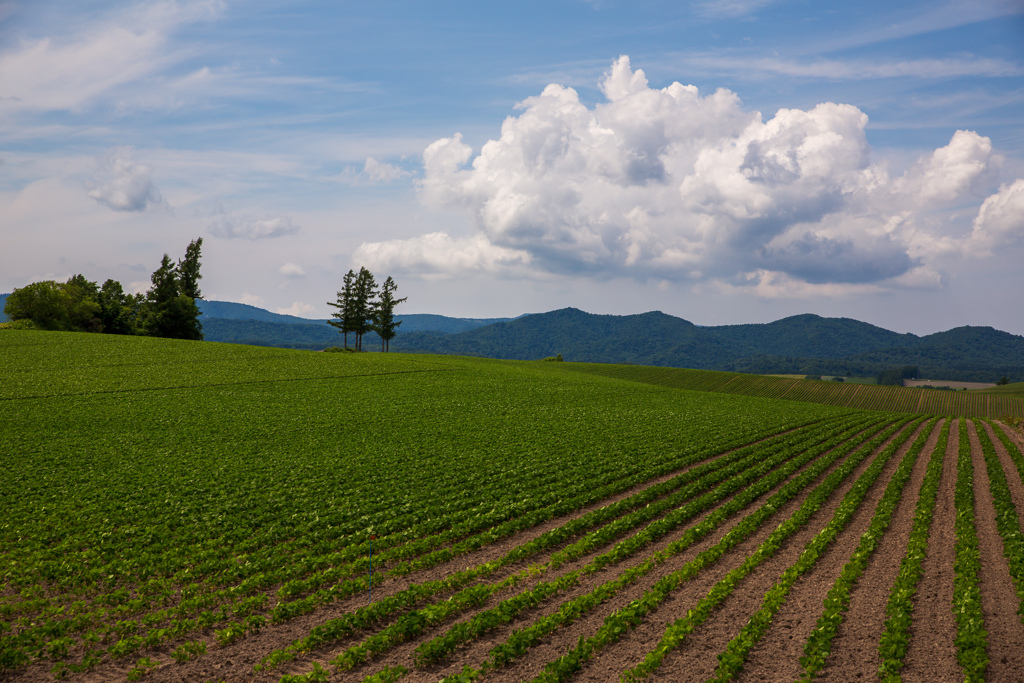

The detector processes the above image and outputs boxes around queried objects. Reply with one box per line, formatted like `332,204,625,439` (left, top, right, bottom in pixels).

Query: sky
2,0,1023,336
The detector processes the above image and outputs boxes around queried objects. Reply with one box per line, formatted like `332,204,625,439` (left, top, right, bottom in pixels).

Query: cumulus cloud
894,129,996,203
208,215,300,240
277,301,316,317
969,179,1024,253
87,146,164,212
278,262,307,278
359,55,1022,293
353,232,531,278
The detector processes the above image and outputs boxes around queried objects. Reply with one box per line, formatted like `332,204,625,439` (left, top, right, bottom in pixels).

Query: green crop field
3,330,1024,683
563,363,1024,419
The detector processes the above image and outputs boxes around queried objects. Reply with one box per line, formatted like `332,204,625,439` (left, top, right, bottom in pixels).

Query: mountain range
3,294,1021,382
391,308,1024,383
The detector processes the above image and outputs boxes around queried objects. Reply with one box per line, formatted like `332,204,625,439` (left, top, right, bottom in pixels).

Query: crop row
565,364,1024,418
876,418,951,678
617,417,922,682
255,413,881,675
418,418,911,683
5,343,838,676
335,415,886,675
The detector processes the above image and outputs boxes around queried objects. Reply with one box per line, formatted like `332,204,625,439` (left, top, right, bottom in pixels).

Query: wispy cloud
337,157,414,185
0,1,222,115
208,214,300,240
796,0,1024,56
692,0,779,19
680,54,1024,80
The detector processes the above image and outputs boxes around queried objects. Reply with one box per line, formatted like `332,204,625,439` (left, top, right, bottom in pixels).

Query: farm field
2,331,1024,682
565,363,1024,419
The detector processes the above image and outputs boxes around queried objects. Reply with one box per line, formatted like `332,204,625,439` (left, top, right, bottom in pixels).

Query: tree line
327,267,406,351
3,239,205,340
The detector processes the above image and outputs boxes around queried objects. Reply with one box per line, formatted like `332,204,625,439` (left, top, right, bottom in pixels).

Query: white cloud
969,179,1024,253
208,215,300,240
893,129,996,203
278,262,306,278
681,55,1024,80
0,1,223,115
357,56,1021,293
277,301,316,317
337,157,414,185
239,293,265,307
87,146,164,212
693,0,779,19
353,232,531,278
363,157,411,183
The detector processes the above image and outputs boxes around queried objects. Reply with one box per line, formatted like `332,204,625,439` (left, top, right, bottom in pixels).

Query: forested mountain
393,308,1024,383
6,295,1020,382
195,300,515,349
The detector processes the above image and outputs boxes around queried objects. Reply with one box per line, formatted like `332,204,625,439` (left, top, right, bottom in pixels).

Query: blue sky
2,0,1023,335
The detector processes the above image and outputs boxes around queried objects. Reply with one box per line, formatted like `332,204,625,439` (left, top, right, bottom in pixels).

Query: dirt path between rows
990,422,1024,521
811,419,944,682
535,423,910,683
442,424,888,683
152,427,829,683
387,425,880,683
10,430,792,683
968,420,1024,682
724,421,926,683
901,419,960,682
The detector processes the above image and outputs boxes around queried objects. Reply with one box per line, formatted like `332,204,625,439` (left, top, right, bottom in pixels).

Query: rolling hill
393,308,1024,383
5,293,1021,381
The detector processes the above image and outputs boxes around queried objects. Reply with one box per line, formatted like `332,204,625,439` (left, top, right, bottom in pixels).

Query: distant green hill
196,300,515,348
7,294,1022,382
393,308,1024,383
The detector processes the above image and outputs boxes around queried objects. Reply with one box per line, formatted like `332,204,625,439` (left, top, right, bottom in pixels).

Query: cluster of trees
327,267,406,351
876,365,919,386
3,239,205,341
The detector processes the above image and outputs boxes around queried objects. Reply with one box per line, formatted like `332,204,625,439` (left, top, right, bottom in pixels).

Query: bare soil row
9,417,1024,683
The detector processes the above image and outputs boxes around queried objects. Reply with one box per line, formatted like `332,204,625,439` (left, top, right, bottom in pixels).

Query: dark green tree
372,276,407,352
351,267,378,351
3,276,101,331
142,247,203,341
97,279,137,335
327,269,357,348
177,237,203,300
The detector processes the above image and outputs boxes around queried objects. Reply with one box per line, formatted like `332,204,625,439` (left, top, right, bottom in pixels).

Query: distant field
4,331,1024,683
568,364,1024,419
906,379,996,390
979,381,1024,397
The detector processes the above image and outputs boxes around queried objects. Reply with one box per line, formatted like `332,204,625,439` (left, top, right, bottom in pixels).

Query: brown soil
986,422,1024,529
968,421,1024,682
495,421,905,683
812,419,945,682
12,418,1024,683
481,423,885,683
726,421,926,683
901,419,961,682
6,428,800,683
384,425,861,683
